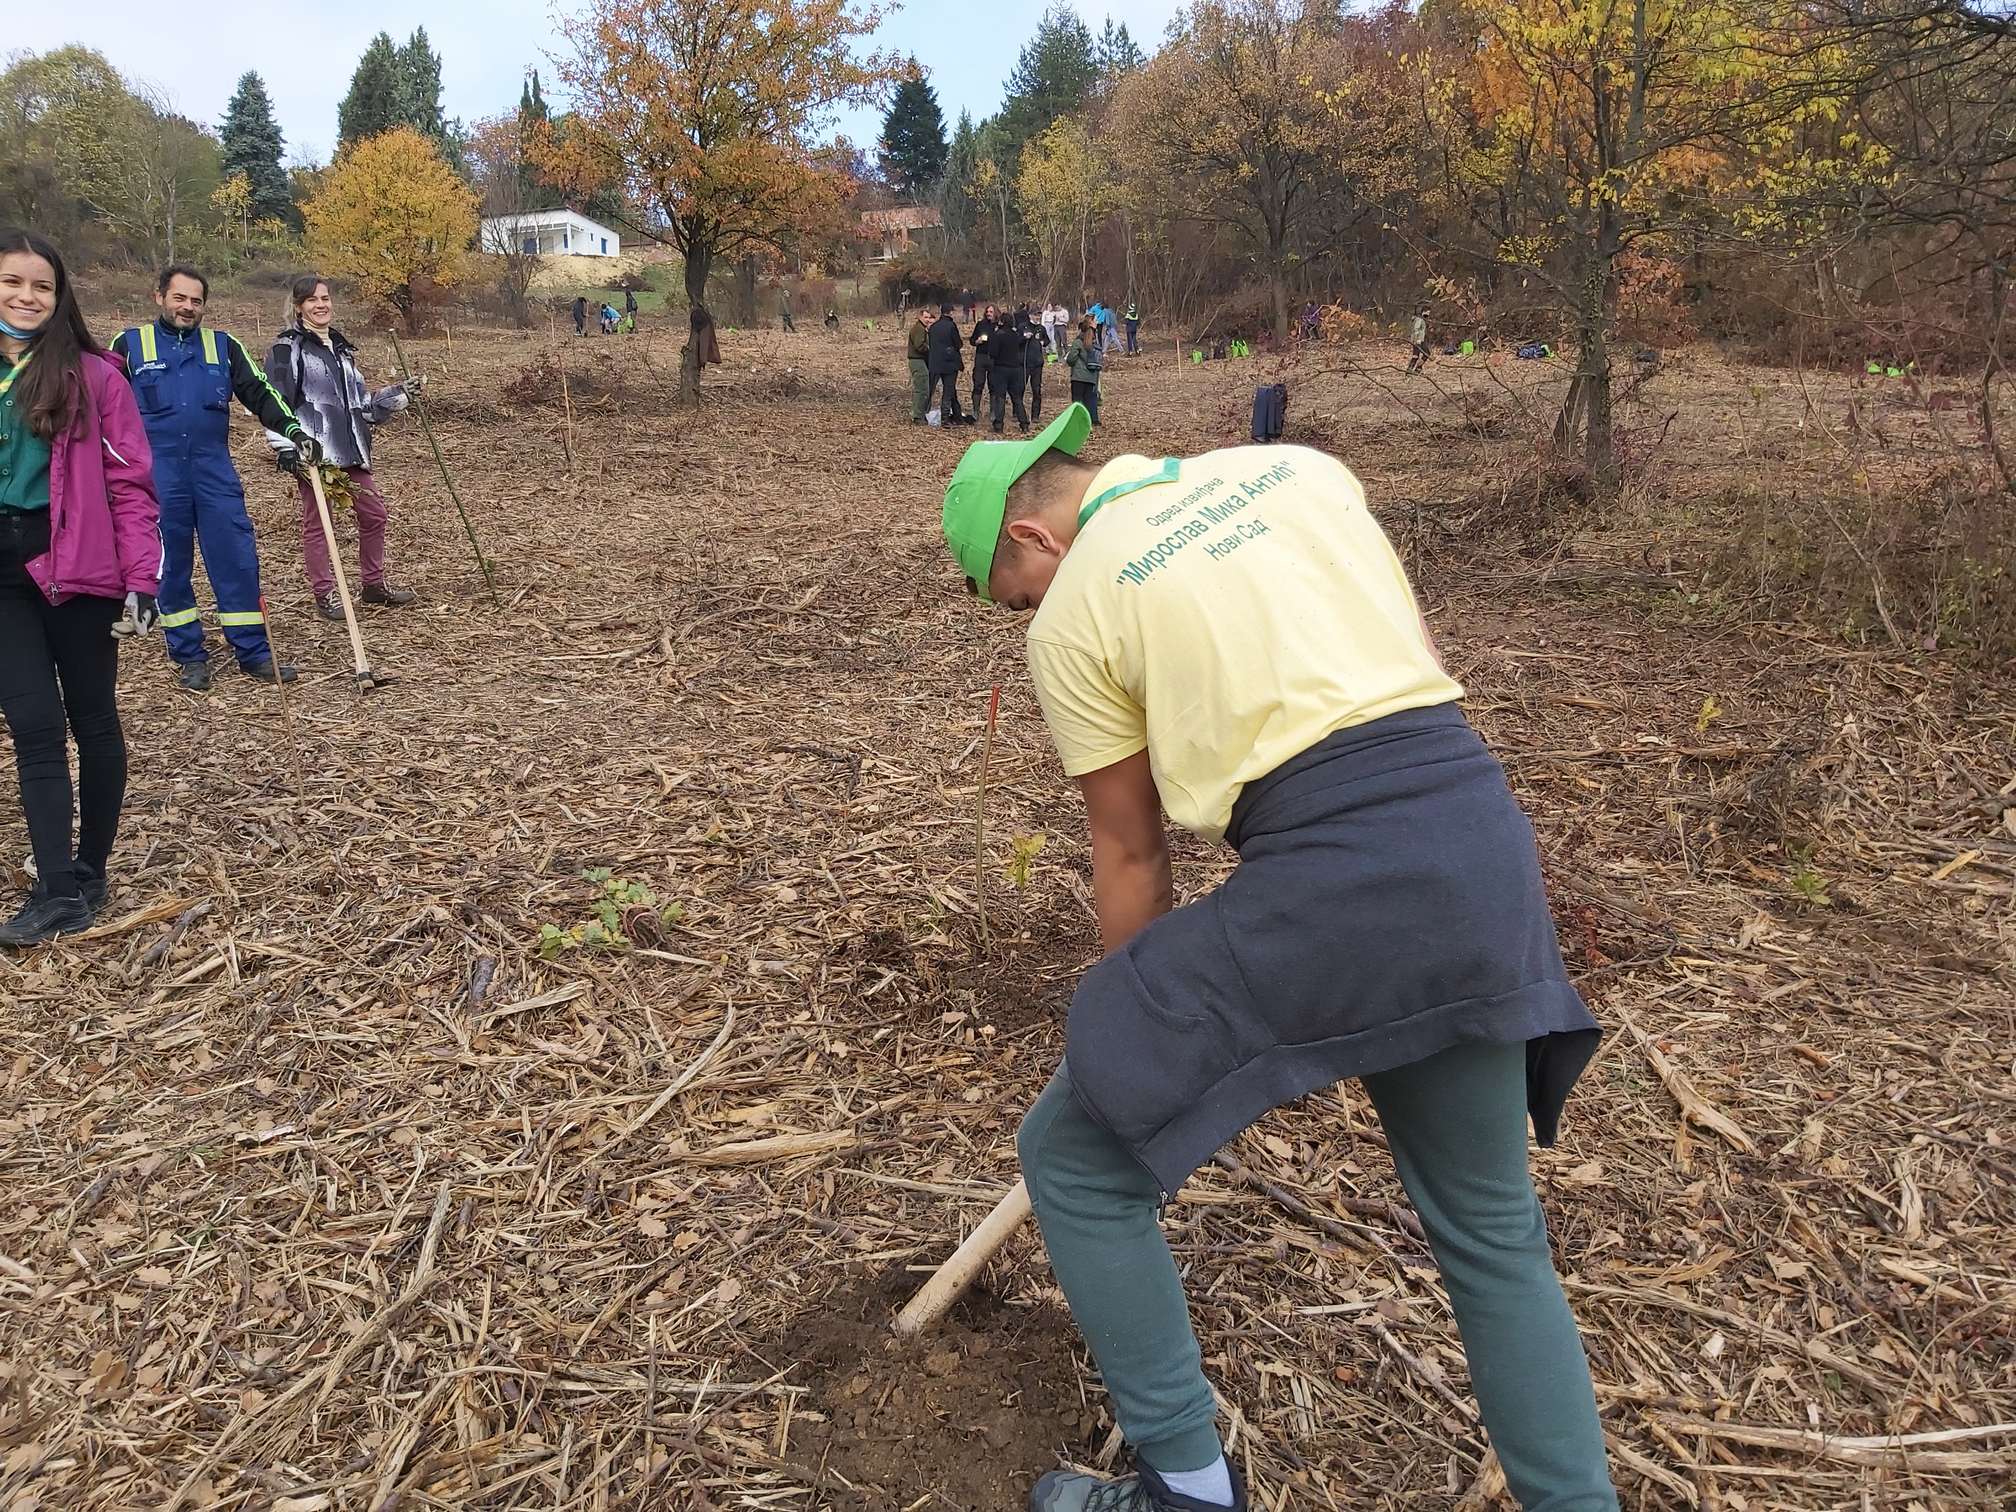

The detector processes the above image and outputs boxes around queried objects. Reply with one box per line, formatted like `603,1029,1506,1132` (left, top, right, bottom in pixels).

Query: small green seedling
538,868,684,959
1004,833,1048,890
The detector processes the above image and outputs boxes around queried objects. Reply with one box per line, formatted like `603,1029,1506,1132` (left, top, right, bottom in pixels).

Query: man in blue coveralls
110,266,319,692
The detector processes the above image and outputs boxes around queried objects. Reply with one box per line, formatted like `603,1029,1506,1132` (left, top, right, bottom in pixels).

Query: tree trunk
680,246,715,406
1577,241,1618,489
734,256,758,326
1270,265,1290,346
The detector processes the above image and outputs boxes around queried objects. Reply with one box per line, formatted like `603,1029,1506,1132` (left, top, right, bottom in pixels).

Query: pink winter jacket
25,349,162,606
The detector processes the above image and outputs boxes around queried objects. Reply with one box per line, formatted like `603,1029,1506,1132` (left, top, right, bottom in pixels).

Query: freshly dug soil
761,1270,1100,1509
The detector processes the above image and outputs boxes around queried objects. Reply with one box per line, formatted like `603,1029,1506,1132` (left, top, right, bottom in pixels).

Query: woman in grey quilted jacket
265,276,420,620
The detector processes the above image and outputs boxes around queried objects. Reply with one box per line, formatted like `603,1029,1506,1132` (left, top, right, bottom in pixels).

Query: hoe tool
306,464,395,693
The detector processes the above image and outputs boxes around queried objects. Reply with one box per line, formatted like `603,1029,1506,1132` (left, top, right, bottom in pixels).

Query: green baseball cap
941,402,1093,601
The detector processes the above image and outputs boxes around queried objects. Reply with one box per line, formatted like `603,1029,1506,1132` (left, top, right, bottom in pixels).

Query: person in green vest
1124,297,1142,355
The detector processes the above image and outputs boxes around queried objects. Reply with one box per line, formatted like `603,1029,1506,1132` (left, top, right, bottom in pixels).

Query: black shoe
241,660,298,684
314,593,344,622
360,582,417,607
73,866,108,913
176,660,213,692
0,891,94,948
1030,1463,1248,1512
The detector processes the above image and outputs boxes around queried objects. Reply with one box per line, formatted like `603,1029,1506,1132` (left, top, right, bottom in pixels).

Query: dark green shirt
0,351,53,512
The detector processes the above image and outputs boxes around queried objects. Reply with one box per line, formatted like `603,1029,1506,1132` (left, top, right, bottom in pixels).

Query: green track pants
1016,1040,1618,1509
909,357,930,421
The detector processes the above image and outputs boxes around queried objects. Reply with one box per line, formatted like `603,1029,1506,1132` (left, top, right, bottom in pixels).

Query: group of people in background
908,297,1126,431
0,226,419,947
571,289,637,336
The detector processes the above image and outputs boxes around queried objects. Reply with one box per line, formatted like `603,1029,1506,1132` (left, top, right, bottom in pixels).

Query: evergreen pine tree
937,110,981,241
515,70,560,209
337,33,403,149
397,28,447,142
219,71,290,221
1095,18,1146,74
878,67,948,201
997,5,1098,163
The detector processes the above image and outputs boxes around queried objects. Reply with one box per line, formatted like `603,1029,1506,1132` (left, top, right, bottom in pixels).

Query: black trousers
927,370,965,420
971,357,993,414
991,365,1030,431
1070,380,1102,425
1026,364,1045,423
0,511,125,899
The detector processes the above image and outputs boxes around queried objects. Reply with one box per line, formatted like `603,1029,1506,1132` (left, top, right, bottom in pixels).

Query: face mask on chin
0,315,43,341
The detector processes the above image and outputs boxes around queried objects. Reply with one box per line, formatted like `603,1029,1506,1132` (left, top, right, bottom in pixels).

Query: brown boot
360,582,417,607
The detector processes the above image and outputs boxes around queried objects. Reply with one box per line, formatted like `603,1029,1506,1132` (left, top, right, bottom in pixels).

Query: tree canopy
541,0,901,397
305,125,477,322
218,72,290,223
879,68,948,200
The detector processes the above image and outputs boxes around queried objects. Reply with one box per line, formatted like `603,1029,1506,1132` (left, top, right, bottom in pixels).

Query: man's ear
1003,516,1063,556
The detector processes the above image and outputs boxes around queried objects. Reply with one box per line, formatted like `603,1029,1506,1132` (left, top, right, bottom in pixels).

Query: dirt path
2,315,2010,1510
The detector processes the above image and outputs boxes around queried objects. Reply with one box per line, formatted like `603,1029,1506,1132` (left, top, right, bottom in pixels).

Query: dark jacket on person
262,325,410,470
969,317,999,368
926,315,964,376
989,316,1027,371
1019,314,1048,371
907,319,931,361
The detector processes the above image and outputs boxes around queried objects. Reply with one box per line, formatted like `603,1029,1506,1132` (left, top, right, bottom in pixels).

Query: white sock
1155,1455,1234,1506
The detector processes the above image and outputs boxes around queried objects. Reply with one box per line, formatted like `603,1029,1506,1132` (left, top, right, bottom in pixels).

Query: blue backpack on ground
1251,383,1287,442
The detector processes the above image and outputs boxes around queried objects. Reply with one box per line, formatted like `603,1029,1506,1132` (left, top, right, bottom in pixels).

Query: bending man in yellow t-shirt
941,403,1618,1512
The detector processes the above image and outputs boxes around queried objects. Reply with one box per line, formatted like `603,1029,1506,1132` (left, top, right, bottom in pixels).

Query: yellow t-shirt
1025,446,1463,842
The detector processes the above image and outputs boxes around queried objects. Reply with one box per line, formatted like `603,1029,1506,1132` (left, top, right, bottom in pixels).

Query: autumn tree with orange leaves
543,0,900,399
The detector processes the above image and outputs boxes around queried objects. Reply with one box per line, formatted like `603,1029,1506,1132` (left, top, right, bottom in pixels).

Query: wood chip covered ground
3,309,2012,1510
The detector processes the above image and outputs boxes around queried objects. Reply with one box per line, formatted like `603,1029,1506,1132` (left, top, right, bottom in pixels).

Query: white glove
112,592,159,638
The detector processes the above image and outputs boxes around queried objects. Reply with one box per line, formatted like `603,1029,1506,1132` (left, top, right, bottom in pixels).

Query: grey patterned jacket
262,326,410,469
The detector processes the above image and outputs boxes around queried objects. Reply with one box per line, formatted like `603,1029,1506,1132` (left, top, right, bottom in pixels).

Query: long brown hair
0,228,104,440
286,272,329,330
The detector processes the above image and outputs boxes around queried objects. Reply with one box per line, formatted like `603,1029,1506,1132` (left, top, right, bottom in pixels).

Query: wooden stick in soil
894,1177,1033,1336
974,684,999,948
386,327,499,606
256,590,305,791
306,465,383,690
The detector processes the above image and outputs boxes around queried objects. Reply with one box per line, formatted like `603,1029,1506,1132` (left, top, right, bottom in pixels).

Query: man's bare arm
1077,750,1174,954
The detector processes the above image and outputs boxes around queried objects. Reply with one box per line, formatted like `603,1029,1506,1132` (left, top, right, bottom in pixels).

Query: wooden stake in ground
306,464,391,692
386,327,499,606
974,684,999,947
894,1178,1033,1336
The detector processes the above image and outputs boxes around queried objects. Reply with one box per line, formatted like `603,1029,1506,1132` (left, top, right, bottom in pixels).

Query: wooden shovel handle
893,1179,1033,1337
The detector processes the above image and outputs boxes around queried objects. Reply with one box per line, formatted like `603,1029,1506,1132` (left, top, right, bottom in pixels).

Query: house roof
858,207,942,232
480,209,619,237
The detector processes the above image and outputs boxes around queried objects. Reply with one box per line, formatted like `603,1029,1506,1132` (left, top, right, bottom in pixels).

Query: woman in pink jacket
0,229,162,947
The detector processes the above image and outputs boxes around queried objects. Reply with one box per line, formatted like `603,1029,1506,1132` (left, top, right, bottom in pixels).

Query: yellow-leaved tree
1017,118,1104,301
1425,0,1847,484
304,126,478,325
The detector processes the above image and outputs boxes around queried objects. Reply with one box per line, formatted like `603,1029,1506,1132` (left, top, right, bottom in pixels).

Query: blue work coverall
110,320,307,670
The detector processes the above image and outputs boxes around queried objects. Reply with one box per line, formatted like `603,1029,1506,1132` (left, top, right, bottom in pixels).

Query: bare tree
467,117,546,328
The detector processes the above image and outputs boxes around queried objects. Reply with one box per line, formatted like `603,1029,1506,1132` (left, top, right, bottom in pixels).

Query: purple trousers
297,465,389,598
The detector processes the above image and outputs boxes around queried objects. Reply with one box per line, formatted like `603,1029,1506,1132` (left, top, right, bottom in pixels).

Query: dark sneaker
0,892,94,948
241,660,299,684
360,582,417,607
74,867,108,913
176,660,213,692
314,593,344,622
1031,1464,1247,1512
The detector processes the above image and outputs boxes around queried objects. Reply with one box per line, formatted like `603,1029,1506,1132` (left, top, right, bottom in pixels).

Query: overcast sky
14,0,1186,168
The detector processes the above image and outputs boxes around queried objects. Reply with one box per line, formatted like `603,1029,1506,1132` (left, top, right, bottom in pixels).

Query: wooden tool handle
306,466,371,677
893,1179,1033,1337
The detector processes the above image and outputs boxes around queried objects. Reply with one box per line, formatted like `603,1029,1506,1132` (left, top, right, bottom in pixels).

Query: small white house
480,209,621,258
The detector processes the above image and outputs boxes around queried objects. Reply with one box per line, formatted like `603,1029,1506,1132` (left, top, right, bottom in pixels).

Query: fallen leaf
637,1216,668,1239
715,1277,742,1305
134,1266,174,1288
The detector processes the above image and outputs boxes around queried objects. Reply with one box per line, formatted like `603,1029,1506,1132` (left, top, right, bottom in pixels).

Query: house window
562,230,570,249
600,237,608,254
523,236,537,255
